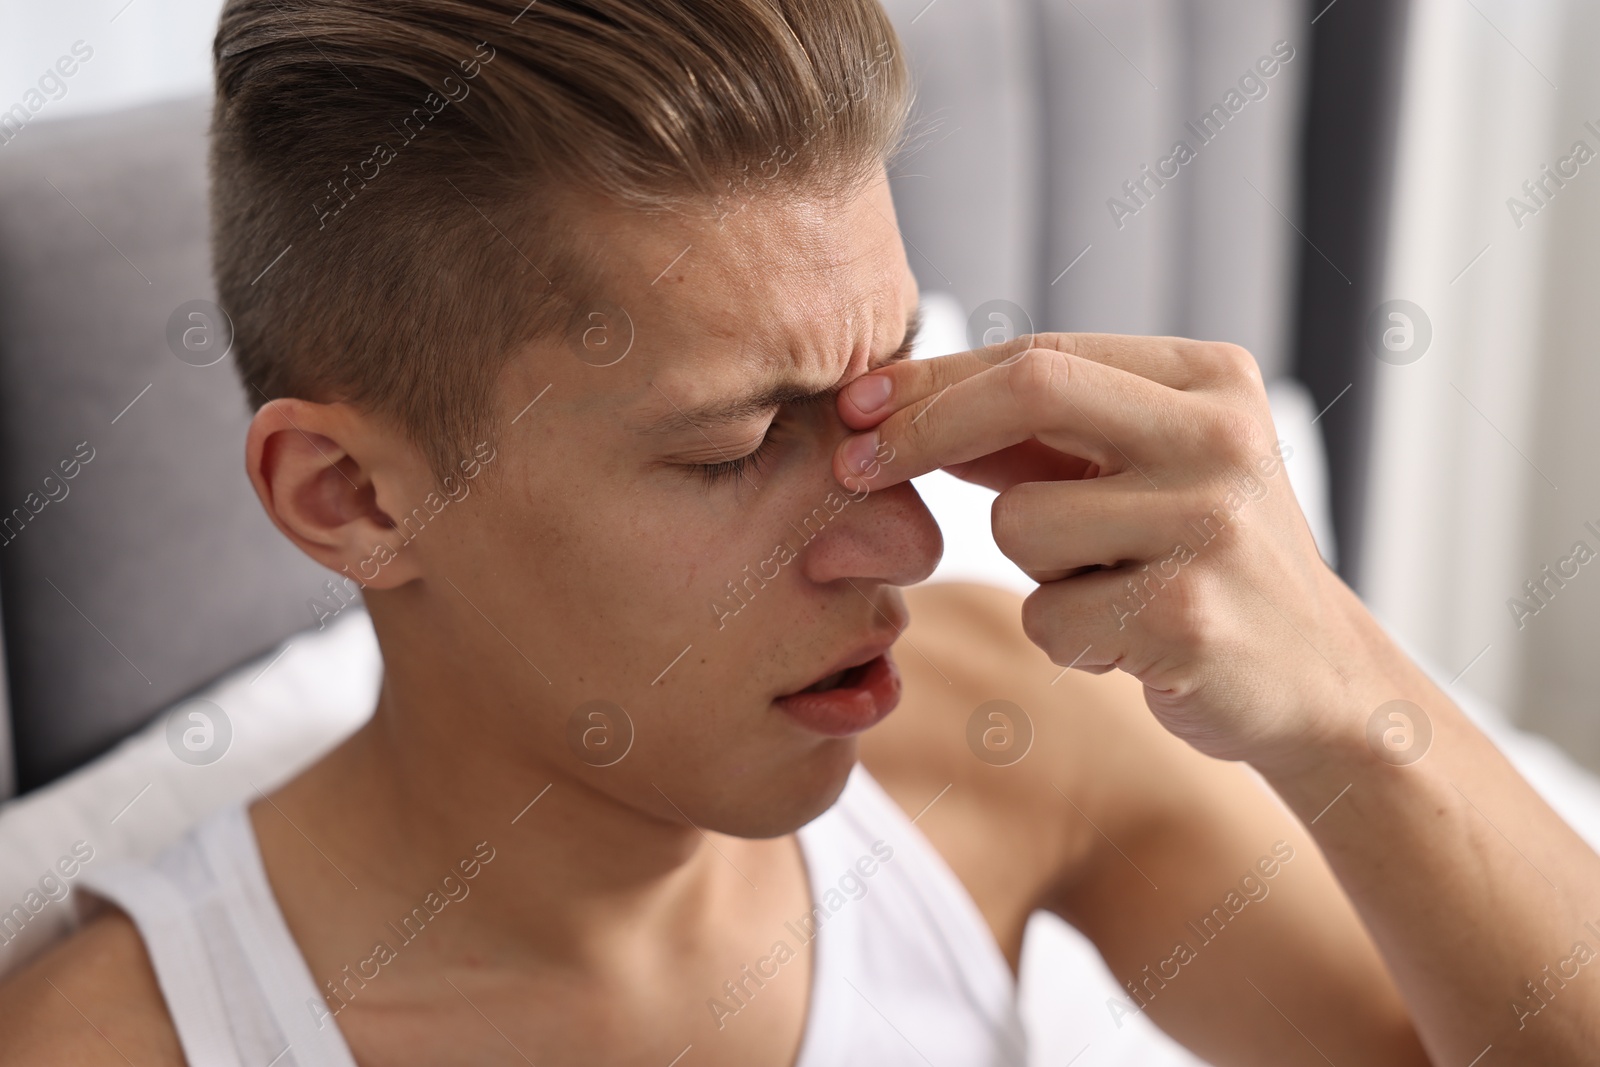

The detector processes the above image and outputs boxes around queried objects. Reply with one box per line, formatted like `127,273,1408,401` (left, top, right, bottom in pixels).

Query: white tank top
75,762,1029,1066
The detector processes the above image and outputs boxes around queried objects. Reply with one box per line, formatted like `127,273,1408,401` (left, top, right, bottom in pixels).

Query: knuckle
1149,567,1213,647
1196,405,1266,465
1008,347,1070,418
926,355,967,394
1020,585,1090,667
1203,342,1262,388
884,351,948,405
1023,331,1075,357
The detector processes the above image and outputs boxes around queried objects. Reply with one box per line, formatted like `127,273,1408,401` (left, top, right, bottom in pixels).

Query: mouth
774,644,902,737
799,659,875,693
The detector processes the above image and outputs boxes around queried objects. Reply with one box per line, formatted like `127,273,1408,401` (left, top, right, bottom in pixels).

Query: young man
4,0,1599,1063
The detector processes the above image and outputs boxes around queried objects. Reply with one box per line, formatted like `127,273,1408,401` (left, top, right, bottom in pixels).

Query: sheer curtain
1361,0,1600,766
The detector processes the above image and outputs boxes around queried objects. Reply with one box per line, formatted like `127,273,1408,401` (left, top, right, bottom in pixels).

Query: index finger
833,345,1196,492
838,331,1240,429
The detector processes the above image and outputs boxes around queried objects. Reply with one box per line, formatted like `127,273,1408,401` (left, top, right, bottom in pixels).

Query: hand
832,333,1376,771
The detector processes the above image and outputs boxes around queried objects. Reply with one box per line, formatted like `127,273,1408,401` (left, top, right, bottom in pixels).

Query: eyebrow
636,301,924,436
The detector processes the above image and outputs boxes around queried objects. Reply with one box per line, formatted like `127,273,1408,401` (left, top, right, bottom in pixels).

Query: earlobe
245,398,422,589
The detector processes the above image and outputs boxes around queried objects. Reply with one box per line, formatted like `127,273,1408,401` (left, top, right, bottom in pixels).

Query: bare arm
1049,662,1430,1065
0,910,184,1065
1255,577,1600,1057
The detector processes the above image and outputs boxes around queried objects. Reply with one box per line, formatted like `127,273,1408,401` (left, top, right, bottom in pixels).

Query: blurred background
2,0,1599,1061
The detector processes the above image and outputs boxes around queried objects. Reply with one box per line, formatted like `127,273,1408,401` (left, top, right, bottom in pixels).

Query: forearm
1260,581,1600,1062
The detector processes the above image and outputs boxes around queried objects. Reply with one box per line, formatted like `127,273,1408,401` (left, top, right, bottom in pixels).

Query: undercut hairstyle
210,0,914,482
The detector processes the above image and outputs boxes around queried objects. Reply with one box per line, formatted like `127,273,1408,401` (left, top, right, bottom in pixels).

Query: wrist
1249,571,1427,785
1254,714,1387,820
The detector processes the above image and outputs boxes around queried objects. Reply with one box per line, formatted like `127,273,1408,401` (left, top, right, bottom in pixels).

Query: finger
834,346,1198,491
944,439,1097,492
838,346,994,428
991,476,1184,577
1015,568,1132,673
1028,332,1248,391
1018,565,1175,676
839,332,1235,429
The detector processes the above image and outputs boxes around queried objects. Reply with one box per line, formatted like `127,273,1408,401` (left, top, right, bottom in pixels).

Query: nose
798,478,944,588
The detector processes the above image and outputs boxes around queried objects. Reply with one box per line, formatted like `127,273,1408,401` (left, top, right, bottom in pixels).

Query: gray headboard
0,96,328,793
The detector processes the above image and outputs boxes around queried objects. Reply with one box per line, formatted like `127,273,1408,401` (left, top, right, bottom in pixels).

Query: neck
261,667,753,972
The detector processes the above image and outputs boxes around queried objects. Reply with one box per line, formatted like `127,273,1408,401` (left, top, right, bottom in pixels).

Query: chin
702,736,861,839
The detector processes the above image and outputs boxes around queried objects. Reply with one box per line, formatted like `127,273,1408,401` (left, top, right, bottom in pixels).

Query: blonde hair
210,0,913,480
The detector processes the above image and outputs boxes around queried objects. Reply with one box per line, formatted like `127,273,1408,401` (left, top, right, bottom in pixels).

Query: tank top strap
793,761,1029,1067
76,860,246,1067
75,803,359,1067
194,805,361,1067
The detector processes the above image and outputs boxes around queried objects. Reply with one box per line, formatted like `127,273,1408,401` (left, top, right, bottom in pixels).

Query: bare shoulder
0,909,183,1065
864,579,1265,824
860,579,1153,804
858,580,1152,964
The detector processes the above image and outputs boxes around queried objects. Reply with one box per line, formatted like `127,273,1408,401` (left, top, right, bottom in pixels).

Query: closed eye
691,432,778,488
687,336,917,490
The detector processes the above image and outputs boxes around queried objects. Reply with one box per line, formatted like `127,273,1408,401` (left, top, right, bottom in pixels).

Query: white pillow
0,606,380,977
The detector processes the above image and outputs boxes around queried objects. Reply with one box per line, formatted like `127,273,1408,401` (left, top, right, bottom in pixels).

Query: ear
245,398,423,590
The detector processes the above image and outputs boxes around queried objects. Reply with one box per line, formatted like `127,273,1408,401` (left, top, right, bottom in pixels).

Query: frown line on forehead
632,301,923,436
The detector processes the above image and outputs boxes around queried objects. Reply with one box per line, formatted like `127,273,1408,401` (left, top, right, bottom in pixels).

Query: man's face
391,168,942,837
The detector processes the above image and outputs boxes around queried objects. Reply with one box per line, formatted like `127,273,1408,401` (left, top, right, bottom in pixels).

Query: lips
774,638,903,737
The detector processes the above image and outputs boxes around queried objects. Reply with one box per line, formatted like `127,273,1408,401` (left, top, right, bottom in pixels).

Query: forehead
563,176,916,421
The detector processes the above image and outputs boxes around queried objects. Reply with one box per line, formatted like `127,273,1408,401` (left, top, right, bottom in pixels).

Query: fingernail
844,373,892,414
841,430,879,474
